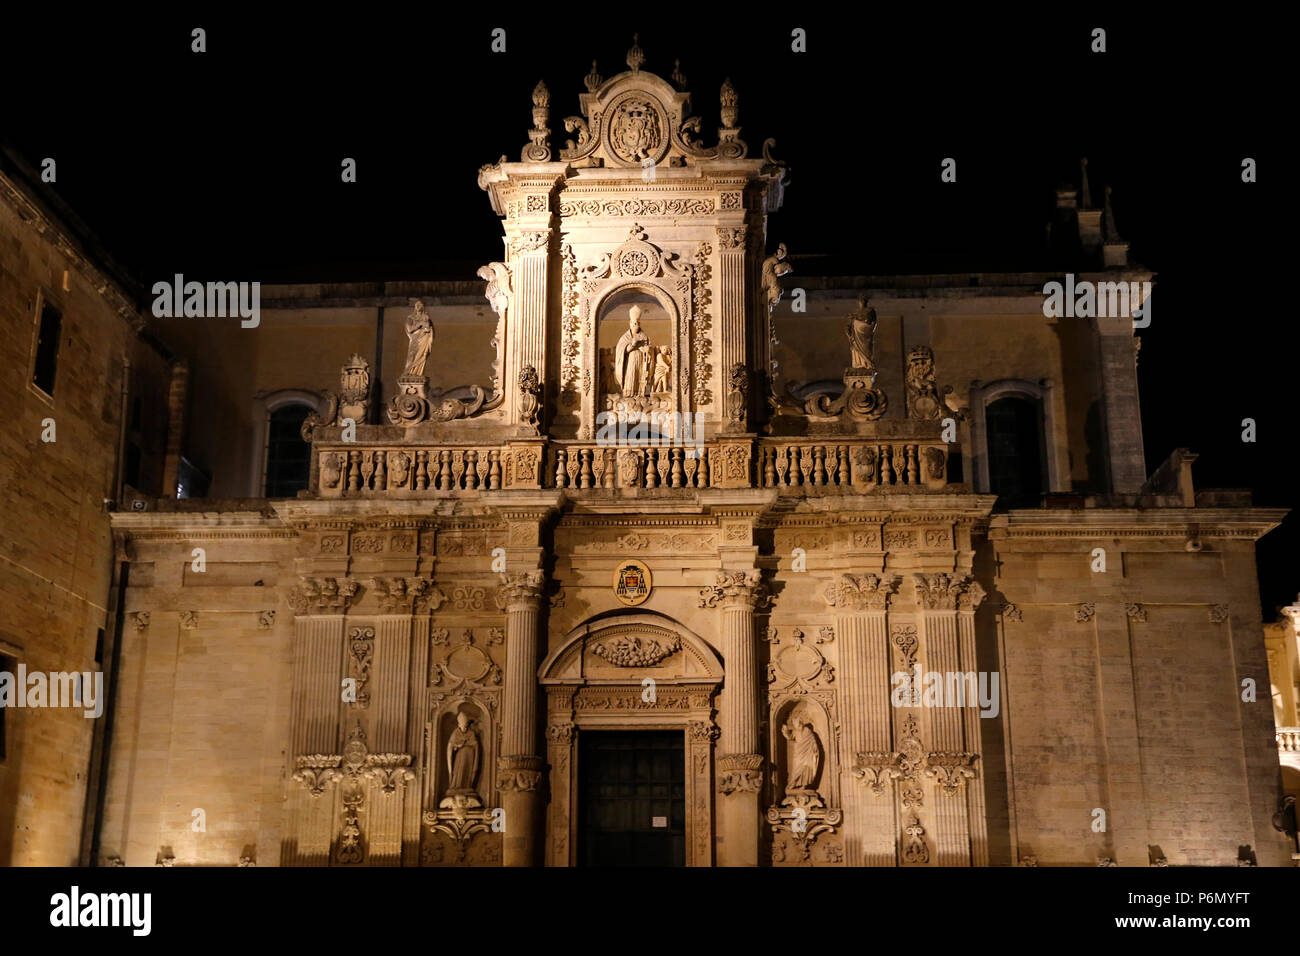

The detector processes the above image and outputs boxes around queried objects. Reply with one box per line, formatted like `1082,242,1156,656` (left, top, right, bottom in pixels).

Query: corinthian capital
495,570,545,610
497,755,545,792
823,573,898,611
698,570,767,609
287,576,361,615
913,573,984,611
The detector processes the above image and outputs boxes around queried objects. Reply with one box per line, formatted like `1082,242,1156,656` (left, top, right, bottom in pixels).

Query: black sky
4,11,1293,614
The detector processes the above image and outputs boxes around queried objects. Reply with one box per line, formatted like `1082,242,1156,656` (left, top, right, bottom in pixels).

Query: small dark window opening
265,405,313,498
986,396,1043,509
32,302,63,396
0,652,14,762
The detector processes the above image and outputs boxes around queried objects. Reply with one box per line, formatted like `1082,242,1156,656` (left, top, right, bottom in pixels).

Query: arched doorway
539,613,723,866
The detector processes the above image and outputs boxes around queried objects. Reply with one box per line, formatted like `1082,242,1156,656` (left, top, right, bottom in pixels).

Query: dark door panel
578,730,685,867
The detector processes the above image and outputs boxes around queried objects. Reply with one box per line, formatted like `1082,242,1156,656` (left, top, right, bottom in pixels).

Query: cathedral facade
2,41,1293,867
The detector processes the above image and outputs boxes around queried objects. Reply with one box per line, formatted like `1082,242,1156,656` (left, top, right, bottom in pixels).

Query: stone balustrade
1278,727,1300,754
311,436,956,498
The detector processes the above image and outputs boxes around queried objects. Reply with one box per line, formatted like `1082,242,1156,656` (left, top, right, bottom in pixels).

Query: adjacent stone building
3,41,1294,866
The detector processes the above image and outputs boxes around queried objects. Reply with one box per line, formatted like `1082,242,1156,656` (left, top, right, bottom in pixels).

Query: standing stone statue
613,305,652,397
651,346,671,394
402,300,434,378
846,295,878,373
441,712,481,807
781,715,822,794
761,242,793,313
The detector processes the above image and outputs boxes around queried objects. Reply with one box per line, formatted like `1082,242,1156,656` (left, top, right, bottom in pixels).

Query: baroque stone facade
4,41,1293,868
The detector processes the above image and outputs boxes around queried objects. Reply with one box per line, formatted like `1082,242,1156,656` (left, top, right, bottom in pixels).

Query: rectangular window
0,651,13,762
32,301,63,396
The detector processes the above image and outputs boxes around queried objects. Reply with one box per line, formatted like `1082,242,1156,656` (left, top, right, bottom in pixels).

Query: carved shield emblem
612,559,653,607
607,95,665,166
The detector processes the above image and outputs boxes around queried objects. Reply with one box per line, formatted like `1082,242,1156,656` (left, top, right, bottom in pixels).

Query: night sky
5,12,1291,614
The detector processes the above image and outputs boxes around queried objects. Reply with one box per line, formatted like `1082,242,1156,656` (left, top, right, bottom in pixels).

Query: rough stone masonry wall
0,193,168,865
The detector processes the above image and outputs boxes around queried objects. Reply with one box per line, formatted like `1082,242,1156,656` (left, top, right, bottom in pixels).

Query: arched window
264,403,313,497
985,395,1044,509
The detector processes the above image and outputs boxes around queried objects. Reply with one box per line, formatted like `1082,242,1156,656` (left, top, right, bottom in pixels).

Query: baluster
670,447,684,487
763,446,777,487
489,450,502,489
415,451,429,491
907,444,919,484
775,447,789,487
580,448,594,488
800,446,815,486
881,445,893,485
470,447,486,489
435,450,450,490
374,450,387,491
644,448,658,488
568,449,582,488
657,446,672,487
555,449,568,489
699,448,710,488
837,445,850,486
346,451,361,492
813,446,827,486
475,450,490,489
684,449,699,488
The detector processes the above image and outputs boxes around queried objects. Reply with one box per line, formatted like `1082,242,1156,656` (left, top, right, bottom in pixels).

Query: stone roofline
259,269,1156,310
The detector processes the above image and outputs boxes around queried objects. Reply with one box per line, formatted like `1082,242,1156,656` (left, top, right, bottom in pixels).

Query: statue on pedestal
440,712,482,809
613,305,652,397
402,301,434,378
846,295,878,374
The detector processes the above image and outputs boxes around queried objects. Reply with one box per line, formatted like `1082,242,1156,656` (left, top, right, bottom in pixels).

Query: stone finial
522,81,551,162
671,58,687,89
626,34,645,73
1102,186,1123,243
1079,157,1093,210
584,60,602,92
720,78,739,129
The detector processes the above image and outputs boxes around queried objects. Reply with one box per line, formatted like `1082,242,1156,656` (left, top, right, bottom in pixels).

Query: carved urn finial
584,59,602,92
522,80,551,162
518,364,541,433
671,58,687,89
720,77,739,129
627,34,645,73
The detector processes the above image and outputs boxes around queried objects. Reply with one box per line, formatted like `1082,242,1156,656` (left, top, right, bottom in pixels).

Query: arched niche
425,695,495,813
769,696,837,808
575,228,695,439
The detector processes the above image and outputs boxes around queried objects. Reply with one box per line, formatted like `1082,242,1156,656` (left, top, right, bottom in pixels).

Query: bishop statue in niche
610,304,672,400
781,715,824,806
439,711,482,809
613,305,652,397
